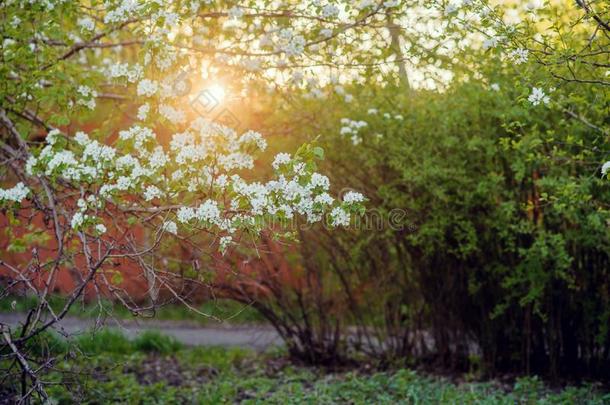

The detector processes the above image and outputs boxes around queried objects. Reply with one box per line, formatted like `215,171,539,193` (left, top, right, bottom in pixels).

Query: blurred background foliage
224,53,610,379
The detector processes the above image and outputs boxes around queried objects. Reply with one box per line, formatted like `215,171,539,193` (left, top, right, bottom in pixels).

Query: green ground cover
1,328,607,404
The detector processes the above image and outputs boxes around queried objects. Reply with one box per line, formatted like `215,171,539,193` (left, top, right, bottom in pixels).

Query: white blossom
219,235,233,253
528,87,550,106
357,0,374,9
445,3,459,15
26,156,37,175
384,0,399,7
482,37,499,50
343,191,365,204
159,104,186,124
320,28,333,38
272,153,291,170
228,6,244,19
137,79,158,97
144,185,162,201
137,103,149,120
0,182,30,204
309,173,330,190
177,207,195,223
74,131,90,145
330,206,350,227
104,0,142,24
314,192,334,205
239,130,267,151
77,85,97,110
71,212,86,229
508,48,529,65
77,17,95,31
162,221,178,235
47,128,62,145
195,200,221,223
525,0,543,11
601,161,610,177
321,4,340,18
340,126,353,135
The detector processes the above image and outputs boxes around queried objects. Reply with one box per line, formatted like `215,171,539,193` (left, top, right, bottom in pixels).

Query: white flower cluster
162,220,178,235
482,37,499,51
385,113,403,120
357,0,374,9
368,108,403,121
334,85,354,103
272,153,291,170
320,28,333,38
507,48,529,65
95,224,107,234
321,4,340,19
159,104,186,124
602,162,610,177
228,6,244,19
239,130,268,151
330,206,350,227
0,182,30,204
119,125,155,149
528,87,550,106
70,194,105,234
339,108,406,146
339,118,368,145
4,0,375,256
107,63,143,83
219,235,233,254
144,185,163,201
104,0,143,24
137,103,150,120
77,85,97,110
137,79,158,97
343,191,365,204
274,28,306,57
77,17,95,32
445,2,460,15
26,114,365,251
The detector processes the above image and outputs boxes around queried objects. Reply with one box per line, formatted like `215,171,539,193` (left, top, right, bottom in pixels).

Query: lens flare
206,84,226,103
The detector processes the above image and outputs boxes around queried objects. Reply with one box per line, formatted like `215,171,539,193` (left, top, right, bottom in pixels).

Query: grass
2,328,608,404
0,294,265,324
133,330,184,354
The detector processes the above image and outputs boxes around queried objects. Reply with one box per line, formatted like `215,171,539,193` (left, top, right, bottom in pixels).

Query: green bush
75,329,132,355
133,330,183,354
254,65,610,377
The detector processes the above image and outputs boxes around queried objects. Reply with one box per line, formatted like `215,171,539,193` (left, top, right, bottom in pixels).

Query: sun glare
206,84,226,103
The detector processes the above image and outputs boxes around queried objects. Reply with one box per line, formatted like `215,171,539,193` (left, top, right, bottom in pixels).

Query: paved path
0,312,282,351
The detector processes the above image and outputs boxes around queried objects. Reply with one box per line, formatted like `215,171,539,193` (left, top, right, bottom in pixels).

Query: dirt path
0,312,282,351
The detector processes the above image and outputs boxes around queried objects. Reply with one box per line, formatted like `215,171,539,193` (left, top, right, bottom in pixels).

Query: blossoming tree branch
0,0,384,399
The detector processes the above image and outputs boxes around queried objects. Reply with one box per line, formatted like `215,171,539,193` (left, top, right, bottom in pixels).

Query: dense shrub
239,66,610,378
133,330,183,354
75,329,133,356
